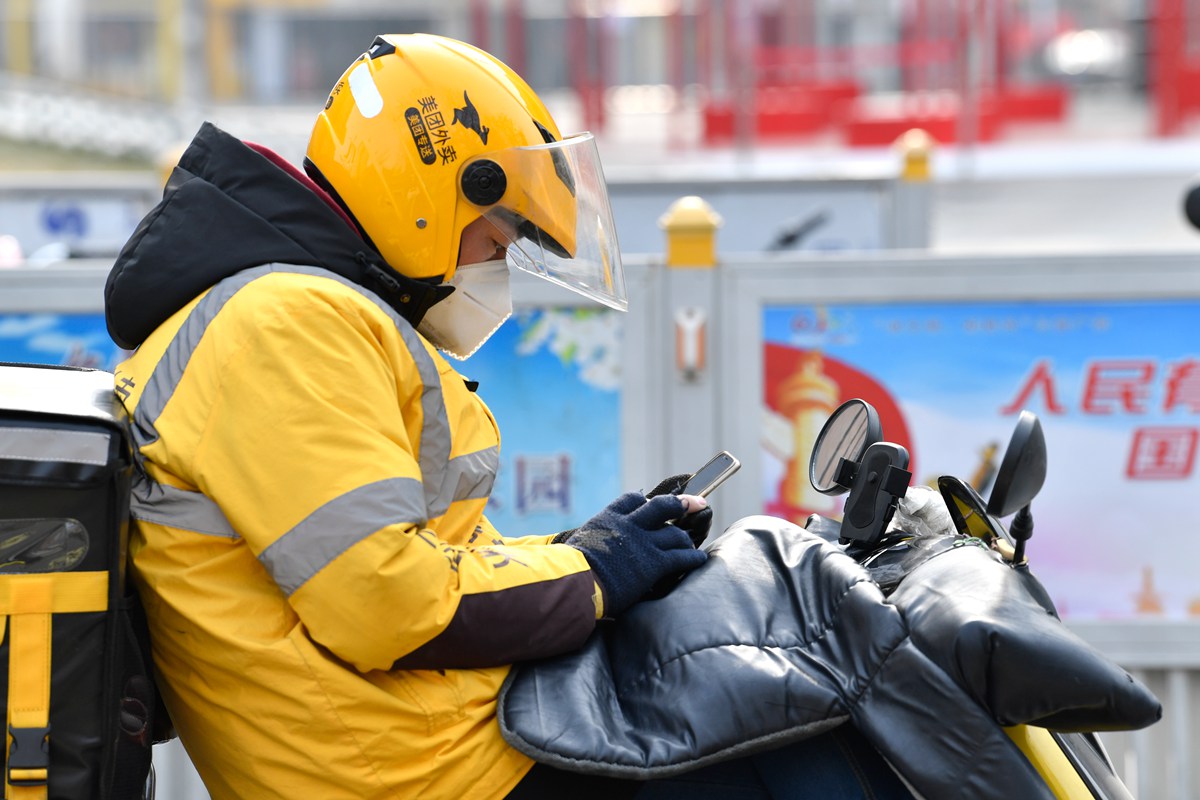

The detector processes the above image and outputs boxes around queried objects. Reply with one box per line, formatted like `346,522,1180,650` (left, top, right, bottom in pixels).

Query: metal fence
1071,621,1200,800
3,244,1198,799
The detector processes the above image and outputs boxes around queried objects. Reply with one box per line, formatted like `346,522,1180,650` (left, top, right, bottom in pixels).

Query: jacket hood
105,122,450,350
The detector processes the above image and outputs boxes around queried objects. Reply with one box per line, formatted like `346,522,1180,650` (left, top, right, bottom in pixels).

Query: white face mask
417,259,512,360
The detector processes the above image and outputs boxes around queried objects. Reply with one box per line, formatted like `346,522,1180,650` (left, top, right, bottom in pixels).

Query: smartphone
681,451,741,498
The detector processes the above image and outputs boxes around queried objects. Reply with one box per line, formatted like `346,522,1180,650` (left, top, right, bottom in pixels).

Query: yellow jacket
115,265,601,799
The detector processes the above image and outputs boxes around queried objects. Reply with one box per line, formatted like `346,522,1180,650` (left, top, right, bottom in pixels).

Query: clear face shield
460,133,627,311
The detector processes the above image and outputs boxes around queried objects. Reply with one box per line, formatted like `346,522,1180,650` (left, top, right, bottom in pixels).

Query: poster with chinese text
467,308,622,536
762,300,1200,620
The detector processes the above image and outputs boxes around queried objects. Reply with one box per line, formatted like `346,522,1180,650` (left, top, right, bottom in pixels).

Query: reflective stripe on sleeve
129,476,237,538
130,463,494,594
259,477,426,595
130,263,454,521
427,447,499,520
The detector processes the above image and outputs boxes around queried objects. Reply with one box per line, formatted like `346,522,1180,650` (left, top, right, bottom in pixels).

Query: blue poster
460,307,622,537
0,313,127,370
763,300,1200,620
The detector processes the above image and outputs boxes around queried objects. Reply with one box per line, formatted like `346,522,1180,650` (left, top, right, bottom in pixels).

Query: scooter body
806,399,1149,800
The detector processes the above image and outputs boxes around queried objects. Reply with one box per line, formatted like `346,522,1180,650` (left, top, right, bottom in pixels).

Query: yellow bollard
895,128,934,182
156,0,183,102
157,142,189,189
6,0,33,74
891,129,934,249
658,196,723,268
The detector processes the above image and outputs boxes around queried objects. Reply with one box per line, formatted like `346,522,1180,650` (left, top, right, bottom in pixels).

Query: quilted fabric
499,516,1160,798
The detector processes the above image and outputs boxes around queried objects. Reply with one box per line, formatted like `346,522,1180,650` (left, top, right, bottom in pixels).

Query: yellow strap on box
0,573,109,615
2,572,108,800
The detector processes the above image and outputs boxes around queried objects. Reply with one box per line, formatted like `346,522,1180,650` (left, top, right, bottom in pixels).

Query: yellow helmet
306,33,626,309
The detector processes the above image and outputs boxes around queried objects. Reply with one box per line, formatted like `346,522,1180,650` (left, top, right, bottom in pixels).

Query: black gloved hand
554,492,708,616
646,473,714,548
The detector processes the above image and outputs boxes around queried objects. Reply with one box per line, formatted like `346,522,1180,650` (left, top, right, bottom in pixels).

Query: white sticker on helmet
348,62,384,119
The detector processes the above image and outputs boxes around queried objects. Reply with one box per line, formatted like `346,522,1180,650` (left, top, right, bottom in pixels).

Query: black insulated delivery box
0,363,155,800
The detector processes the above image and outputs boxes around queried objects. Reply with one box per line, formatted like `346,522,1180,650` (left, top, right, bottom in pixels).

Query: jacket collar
105,122,450,350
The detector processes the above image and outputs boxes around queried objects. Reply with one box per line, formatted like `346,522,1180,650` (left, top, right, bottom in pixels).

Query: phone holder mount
836,443,912,545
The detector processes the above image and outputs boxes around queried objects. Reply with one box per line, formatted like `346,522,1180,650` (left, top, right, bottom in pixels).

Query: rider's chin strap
3,572,109,800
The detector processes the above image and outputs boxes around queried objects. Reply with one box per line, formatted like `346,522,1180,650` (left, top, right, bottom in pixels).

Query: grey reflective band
131,267,251,450
0,427,111,465
427,447,499,519
129,263,453,520
124,264,498,584
129,476,237,538
262,450,495,592
260,477,426,595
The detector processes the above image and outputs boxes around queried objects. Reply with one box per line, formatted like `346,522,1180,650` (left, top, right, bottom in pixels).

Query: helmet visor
464,133,627,311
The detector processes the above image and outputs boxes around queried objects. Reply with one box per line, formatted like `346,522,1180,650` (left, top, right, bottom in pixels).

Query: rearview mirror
987,411,1047,517
809,399,882,496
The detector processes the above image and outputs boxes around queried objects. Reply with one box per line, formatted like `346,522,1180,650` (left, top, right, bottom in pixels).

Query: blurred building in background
3,5,1200,797
0,0,1197,167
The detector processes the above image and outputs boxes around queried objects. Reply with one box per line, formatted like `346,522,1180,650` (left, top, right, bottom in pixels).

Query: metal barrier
3,235,1198,800
605,145,932,255
0,170,160,257
640,242,1200,799
1070,621,1200,800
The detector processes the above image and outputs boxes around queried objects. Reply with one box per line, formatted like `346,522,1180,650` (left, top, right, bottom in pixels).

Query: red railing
1152,0,1200,136
468,0,1194,146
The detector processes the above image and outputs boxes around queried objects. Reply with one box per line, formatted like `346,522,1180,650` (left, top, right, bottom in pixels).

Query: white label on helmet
348,62,384,119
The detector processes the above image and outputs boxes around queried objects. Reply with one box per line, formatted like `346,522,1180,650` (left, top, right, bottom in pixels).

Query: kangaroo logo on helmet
452,91,490,145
